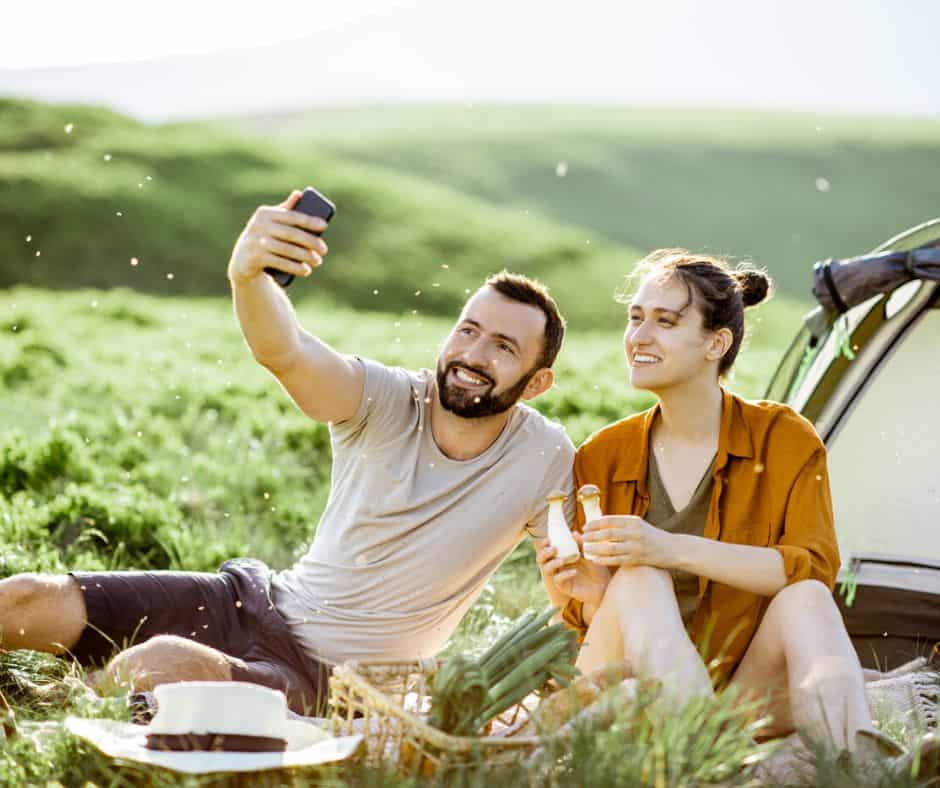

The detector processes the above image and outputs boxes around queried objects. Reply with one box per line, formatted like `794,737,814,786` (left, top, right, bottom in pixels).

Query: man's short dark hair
483,271,566,369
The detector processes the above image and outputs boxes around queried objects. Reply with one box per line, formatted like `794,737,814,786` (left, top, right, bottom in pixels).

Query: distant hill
0,98,641,330
229,105,940,300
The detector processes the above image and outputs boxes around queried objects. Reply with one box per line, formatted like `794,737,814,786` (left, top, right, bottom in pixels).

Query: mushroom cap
577,484,601,500
545,489,568,503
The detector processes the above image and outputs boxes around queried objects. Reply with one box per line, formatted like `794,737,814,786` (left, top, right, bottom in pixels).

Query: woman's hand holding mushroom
582,515,676,569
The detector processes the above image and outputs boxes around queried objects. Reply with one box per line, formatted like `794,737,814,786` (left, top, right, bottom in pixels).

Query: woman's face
623,274,718,393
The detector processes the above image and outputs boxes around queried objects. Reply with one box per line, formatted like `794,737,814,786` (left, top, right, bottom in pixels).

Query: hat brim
66,716,363,775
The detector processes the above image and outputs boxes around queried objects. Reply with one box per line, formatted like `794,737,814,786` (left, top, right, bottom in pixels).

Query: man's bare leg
0,574,86,654
1,574,234,695
576,565,713,707
729,579,874,752
95,635,233,693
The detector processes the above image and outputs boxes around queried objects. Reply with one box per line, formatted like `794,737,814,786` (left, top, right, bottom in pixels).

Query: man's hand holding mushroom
536,538,611,608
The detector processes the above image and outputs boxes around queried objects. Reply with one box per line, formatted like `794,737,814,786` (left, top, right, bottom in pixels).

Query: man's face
436,287,548,418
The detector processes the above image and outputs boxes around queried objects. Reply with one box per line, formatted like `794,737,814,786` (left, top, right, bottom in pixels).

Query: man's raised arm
227,190,364,425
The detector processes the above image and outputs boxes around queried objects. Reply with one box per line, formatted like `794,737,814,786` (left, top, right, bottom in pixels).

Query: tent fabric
812,244,940,314
834,557,940,671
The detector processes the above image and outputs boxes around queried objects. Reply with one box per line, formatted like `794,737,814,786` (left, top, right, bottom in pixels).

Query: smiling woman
534,248,915,763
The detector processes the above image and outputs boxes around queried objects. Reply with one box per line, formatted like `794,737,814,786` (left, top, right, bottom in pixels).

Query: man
0,190,575,715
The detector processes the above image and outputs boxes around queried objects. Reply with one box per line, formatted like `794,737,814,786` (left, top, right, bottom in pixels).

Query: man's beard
436,360,536,418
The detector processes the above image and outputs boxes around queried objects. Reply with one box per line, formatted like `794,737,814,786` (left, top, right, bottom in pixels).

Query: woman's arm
583,446,840,597
672,535,787,596
583,515,786,595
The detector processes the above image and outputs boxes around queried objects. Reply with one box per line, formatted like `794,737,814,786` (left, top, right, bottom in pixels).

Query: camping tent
766,217,940,670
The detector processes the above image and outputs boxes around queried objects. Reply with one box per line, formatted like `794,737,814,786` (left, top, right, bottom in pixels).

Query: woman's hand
536,535,611,608
582,515,677,569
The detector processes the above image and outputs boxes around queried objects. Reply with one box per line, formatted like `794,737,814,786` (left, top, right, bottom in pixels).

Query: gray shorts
69,558,330,715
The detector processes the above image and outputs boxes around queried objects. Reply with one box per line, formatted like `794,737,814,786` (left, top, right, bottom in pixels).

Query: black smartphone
265,186,336,288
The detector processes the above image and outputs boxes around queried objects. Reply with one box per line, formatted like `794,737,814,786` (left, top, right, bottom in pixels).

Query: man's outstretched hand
227,190,329,286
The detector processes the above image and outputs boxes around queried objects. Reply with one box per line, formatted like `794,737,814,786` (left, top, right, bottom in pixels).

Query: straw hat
66,681,362,775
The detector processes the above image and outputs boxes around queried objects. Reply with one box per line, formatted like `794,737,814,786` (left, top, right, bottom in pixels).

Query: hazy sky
2,0,404,68
4,0,938,116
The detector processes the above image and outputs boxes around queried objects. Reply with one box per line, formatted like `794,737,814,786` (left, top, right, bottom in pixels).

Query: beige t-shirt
272,357,575,665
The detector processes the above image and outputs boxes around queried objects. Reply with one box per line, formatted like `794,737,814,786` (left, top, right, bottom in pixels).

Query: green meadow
0,97,935,785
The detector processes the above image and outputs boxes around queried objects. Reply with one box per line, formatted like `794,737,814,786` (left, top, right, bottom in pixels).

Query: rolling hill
230,104,940,300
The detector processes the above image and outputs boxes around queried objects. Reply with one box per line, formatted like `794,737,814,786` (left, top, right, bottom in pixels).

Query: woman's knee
605,564,674,604
766,579,841,626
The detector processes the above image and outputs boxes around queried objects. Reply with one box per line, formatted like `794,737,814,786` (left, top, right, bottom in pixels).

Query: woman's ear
706,327,734,362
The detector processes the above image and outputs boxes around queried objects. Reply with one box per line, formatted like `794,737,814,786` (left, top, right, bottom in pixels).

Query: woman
538,248,882,756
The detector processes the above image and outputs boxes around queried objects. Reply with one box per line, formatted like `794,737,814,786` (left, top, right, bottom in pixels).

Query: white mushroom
577,484,604,563
545,489,580,563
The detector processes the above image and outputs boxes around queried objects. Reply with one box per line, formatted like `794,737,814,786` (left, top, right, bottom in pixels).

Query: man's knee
104,635,233,691
0,573,85,652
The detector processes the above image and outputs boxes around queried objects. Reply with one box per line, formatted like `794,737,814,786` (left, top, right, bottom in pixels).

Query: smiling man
0,190,575,715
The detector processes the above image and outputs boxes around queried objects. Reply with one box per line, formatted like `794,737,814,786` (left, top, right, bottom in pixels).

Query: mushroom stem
577,485,604,563
546,490,580,564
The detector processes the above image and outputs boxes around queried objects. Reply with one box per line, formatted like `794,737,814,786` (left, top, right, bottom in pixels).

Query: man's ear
705,328,734,363
522,368,554,401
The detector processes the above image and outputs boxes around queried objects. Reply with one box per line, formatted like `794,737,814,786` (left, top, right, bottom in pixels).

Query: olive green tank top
645,449,715,627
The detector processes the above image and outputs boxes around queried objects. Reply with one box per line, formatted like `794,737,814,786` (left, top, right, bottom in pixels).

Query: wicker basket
328,658,542,777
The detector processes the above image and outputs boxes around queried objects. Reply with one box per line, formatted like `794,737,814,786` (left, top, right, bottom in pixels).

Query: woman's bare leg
576,565,713,707
729,579,873,752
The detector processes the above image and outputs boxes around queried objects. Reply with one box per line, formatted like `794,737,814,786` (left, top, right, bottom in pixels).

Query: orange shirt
563,388,840,685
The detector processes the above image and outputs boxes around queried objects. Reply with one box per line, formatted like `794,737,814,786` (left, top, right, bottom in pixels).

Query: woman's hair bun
734,268,773,308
